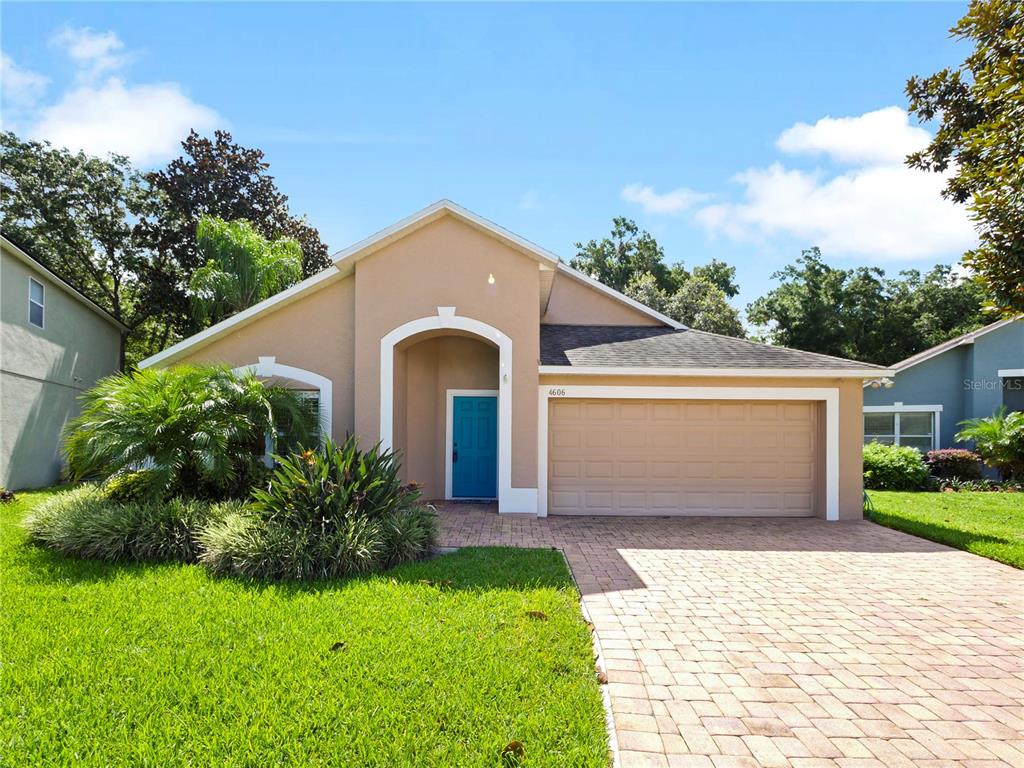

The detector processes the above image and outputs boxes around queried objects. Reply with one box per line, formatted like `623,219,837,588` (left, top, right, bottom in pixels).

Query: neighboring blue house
863,317,1024,452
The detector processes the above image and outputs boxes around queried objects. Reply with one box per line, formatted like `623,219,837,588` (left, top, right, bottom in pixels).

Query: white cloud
694,107,977,261
7,27,222,166
51,27,126,80
621,183,709,215
29,77,219,165
1,53,49,108
775,106,931,167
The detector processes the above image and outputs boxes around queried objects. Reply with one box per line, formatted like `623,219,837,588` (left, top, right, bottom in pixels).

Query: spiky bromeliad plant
63,365,319,500
199,437,437,581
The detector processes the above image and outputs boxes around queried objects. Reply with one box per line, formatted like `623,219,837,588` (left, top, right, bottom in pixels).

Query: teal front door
451,395,498,498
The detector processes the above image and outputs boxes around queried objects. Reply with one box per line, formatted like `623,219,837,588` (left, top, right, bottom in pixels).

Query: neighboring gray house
1,236,126,489
863,317,1024,451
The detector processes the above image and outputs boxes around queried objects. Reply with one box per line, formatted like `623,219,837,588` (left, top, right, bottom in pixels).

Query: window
864,410,937,452
28,278,44,328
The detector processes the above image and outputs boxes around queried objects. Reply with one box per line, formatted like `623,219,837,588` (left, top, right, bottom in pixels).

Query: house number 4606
548,388,566,397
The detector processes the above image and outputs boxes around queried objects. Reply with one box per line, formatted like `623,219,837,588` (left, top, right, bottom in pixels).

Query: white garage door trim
537,385,840,521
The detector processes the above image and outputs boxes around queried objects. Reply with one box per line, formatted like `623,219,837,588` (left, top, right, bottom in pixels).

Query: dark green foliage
746,248,990,365
199,437,437,580
925,449,983,480
63,365,318,500
906,0,1024,313
863,442,930,491
956,408,1024,480
23,485,240,563
572,217,745,336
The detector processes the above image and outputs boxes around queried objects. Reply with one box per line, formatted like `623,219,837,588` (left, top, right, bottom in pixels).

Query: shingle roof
540,325,887,371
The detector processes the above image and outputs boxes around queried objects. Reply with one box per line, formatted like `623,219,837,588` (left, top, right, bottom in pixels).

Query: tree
571,217,672,292
138,130,330,337
0,132,163,363
746,248,990,365
624,272,745,337
906,0,1024,313
190,217,303,326
955,408,1024,481
573,217,745,335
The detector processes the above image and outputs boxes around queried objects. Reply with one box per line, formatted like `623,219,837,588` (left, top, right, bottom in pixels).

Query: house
140,201,889,520
1,236,127,490
863,317,1024,452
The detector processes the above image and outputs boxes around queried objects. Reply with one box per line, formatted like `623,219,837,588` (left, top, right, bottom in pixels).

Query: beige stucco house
1,236,126,489
141,201,889,520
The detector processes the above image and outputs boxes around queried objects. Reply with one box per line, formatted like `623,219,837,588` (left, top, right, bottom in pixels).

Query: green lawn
1,489,608,767
867,490,1024,569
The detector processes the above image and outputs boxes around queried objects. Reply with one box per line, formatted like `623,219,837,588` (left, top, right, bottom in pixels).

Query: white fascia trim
380,309,537,514
332,199,562,274
863,404,943,413
891,317,1020,373
539,365,891,378
2,236,130,333
444,389,499,500
233,356,333,441
998,368,1024,377
554,261,684,329
139,267,341,369
538,385,841,521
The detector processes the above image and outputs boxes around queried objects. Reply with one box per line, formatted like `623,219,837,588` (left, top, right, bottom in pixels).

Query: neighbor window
28,278,44,328
864,411,936,452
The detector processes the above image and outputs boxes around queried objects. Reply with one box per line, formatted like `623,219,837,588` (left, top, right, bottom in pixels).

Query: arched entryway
380,309,516,508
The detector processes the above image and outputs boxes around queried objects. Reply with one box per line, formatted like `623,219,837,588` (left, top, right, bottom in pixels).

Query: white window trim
233,356,333,443
538,385,841,521
863,404,942,450
28,277,44,329
444,389,499,500
998,369,1024,378
380,308,537,514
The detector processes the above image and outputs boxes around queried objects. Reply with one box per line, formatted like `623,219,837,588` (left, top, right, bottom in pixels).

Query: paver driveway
438,504,1024,768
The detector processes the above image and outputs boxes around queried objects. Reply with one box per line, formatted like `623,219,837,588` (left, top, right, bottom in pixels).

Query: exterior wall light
487,273,495,285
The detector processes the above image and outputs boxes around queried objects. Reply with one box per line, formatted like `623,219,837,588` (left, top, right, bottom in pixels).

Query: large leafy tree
190,217,303,326
138,130,330,337
0,132,164,363
625,272,745,337
573,217,745,336
746,248,990,365
906,0,1023,312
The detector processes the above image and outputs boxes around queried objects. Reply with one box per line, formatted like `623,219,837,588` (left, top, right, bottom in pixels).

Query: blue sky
2,2,974,311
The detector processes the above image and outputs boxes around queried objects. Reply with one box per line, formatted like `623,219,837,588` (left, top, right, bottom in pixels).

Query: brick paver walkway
438,503,1024,768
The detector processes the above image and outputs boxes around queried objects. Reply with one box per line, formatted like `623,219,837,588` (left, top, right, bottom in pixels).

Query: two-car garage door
547,398,820,516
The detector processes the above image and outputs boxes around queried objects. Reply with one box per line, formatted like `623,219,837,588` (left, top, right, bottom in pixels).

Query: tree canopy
906,0,1023,313
746,248,990,366
572,217,745,337
190,217,303,326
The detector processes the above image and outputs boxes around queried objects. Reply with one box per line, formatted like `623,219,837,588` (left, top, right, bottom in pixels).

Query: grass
1,488,608,767
867,490,1024,569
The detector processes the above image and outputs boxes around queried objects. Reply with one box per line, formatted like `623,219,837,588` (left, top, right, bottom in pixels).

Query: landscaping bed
867,490,1024,569
1,489,608,767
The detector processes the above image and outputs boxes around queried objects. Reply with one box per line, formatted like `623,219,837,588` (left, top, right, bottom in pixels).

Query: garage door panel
548,398,818,517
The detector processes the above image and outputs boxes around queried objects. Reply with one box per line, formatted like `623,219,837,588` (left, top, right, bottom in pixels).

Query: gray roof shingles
539,325,886,370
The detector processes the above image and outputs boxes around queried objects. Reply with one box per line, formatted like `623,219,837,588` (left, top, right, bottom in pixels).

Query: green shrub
103,471,160,502
199,438,437,581
956,408,1024,481
925,449,983,480
63,364,319,500
24,485,241,563
863,442,930,491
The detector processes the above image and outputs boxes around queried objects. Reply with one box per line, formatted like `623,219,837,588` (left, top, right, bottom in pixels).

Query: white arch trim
234,356,333,440
380,308,537,514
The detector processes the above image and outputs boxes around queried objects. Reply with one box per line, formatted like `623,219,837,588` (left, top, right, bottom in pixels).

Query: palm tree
189,217,303,326
63,365,318,498
955,407,1024,481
